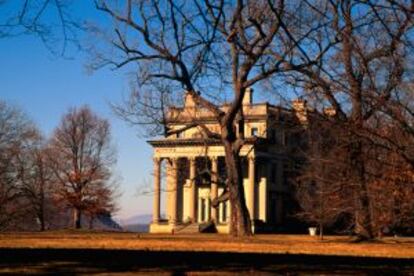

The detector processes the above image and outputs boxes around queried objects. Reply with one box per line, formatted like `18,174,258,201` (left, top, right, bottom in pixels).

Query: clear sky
0,1,288,224
0,2,155,223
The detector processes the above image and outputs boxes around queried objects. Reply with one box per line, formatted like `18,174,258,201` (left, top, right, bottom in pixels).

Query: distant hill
119,214,155,233
122,214,153,225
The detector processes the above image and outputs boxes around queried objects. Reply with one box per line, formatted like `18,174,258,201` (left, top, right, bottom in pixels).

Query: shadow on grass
0,248,413,275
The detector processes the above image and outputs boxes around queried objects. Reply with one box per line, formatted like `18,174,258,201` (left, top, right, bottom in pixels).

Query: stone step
175,223,200,234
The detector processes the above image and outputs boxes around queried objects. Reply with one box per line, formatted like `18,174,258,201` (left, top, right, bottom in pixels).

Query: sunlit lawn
0,231,413,259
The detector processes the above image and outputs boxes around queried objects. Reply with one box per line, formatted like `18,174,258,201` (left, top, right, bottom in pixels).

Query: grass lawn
0,231,413,259
0,232,413,274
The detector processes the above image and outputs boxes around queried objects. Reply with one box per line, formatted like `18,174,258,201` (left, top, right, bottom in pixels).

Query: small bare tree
295,117,352,240
48,106,117,229
0,100,38,230
16,139,61,231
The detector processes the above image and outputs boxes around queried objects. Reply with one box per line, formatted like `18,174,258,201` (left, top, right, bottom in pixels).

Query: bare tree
295,116,353,240
48,106,117,229
0,100,38,230
93,0,321,237
282,0,413,240
367,83,414,169
364,118,414,236
17,139,60,231
112,81,181,138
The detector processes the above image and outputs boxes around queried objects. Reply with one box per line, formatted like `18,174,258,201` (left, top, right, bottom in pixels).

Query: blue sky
0,1,291,224
0,3,155,223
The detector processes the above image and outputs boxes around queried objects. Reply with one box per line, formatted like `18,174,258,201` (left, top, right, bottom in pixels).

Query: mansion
148,89,308,234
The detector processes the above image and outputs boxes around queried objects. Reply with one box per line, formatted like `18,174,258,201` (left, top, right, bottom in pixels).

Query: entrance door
198,197,210,223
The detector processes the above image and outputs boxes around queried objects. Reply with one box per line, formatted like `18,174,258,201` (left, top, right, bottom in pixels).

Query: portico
149,141,264,234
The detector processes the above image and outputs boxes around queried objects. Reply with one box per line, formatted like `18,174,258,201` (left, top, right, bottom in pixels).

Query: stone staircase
174,223,200,234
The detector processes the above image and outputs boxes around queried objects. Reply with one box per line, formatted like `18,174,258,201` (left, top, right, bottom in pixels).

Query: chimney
323,107,336,117
184,90,196,108
292,98,308,123
243,87,254,105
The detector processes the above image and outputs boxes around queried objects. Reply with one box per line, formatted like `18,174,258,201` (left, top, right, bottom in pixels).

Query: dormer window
251,127,258,137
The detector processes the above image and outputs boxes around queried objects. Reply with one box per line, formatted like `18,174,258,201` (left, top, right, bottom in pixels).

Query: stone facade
148,90,306,234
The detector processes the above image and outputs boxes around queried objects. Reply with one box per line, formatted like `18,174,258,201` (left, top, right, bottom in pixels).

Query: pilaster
248,156,256,221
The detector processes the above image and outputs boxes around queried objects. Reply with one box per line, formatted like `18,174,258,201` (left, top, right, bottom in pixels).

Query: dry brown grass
0,231,413,259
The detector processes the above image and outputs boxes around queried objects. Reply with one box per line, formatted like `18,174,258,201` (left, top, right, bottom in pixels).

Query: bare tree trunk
351,141,373,240
39,183,45,231
74,208,82,229
38,208,45,232
224,142,251,237
39,220,45,231
342,0,374,240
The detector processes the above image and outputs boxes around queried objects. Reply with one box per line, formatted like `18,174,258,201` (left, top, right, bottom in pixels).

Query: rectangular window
177,131,184,138
251,127,258,136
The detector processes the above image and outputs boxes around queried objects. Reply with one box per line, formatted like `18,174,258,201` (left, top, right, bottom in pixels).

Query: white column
170,158,178,225
189,157,197,222
211,157,218,222
259,160,269,222
152,157,161,224
206,197,211,221
227,201,231,223
219,203,223,223
223,201,230,223
198,198,202,223
248,156,256,221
